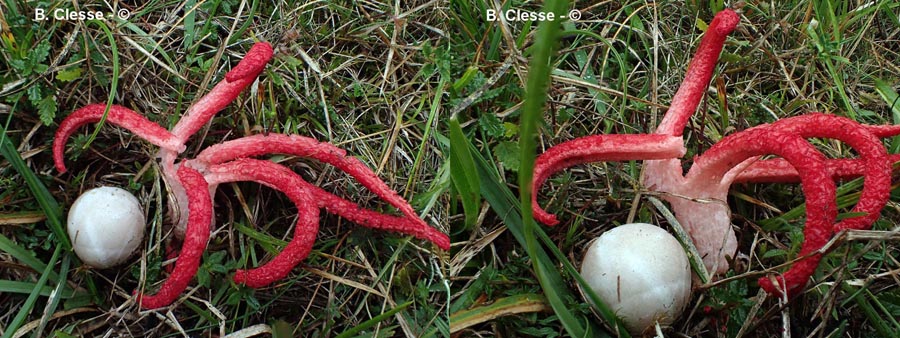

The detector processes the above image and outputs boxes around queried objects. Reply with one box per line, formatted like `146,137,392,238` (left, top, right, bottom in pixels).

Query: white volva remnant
67,186,145,268
580,223,692,334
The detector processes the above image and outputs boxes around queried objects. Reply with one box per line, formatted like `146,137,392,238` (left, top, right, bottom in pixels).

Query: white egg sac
580,223,692,335
67,186,145,268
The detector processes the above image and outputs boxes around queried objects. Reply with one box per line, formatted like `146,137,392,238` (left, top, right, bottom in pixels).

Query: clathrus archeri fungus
54,42,450,309
532,9,900,298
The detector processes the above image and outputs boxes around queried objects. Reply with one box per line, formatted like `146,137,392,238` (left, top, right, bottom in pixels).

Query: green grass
448,0,900,336
1,1,447,337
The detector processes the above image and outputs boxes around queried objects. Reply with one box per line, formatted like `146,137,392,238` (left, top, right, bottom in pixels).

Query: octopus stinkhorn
54,42,450,309
532,9,900,298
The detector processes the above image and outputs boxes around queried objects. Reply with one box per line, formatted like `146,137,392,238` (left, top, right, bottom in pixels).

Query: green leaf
38,95,57,126
56,67,82,82
28,40,51,66
493,141,520,171
452,66,479,92
0,123,70,250
26,85,42,102
449,117,481,230
33,64,49,74
196,264,211,287
696,18,709,32
271,319,294,338
9,59,27,72
478,113,504,138
502,122,519,138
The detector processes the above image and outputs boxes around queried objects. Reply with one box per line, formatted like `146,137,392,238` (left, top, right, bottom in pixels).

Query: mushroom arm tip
170,42,274,142
204,158,321,288
655,8,739,136
225,42,274,83
195,134,449,249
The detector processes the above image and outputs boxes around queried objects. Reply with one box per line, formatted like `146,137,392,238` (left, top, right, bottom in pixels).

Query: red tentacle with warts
735,154,900,183
194,134,449,250
685,129,836,297
747,114,892,231
135,165,212,309
204,158,320,288
655,9,739,136
170,42,274,143
642,9,740,237
532,134,685,225
736,119,900,184
53,104,184,173
302,180,449,249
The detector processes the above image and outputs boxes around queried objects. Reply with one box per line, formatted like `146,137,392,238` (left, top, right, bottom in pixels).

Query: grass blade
0,280,74,298
0,233,56,279
515,0,630,336
2,245,61,338
516,0,581,335
0,120,69,250
470,143,620,337
32,251,71,338
334,301,412,338
450,294,549,333
449,116,481,230
873,78,900,153
82,19,120,150
841,283,897,337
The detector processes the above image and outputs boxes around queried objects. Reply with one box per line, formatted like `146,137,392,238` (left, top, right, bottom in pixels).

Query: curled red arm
685,128,837,297
742,114,892,231
532,134,685,225
135,165,212,309
53,104,185,173
204,158,320,288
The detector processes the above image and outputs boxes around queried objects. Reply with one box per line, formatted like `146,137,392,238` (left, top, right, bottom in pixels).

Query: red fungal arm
135,165,212,309
865,124,900,138
312,186,450,249
170,42,274,143
194,134,449,250
734,114,892,232
225,43,275,82
53,104,185,173
735,119,900,186
736,154,900,183
684,128,837,297
655,9,739,136
532,134,685,225
204,159,320,288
